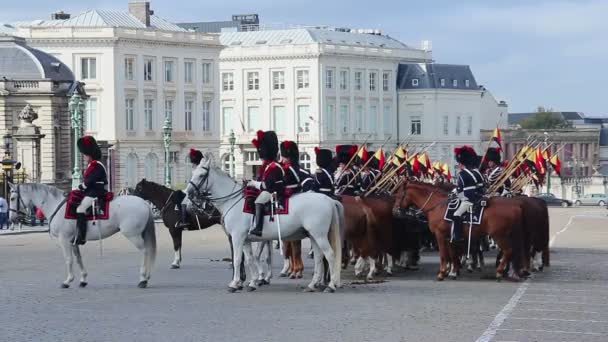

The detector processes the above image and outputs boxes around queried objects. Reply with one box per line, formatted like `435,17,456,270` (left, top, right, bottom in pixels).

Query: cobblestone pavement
0,208,606,342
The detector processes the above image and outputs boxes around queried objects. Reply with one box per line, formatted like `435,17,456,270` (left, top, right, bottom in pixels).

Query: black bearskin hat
454,145,478,168
77,135,102,160
486,148,501,164
336,144,358,164
367,150,379,169
189,148,203,165
315,147,332,169
252,130,279,161
280,140,299,163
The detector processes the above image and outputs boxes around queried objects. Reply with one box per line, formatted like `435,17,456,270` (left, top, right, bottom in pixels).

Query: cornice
220,53,320,62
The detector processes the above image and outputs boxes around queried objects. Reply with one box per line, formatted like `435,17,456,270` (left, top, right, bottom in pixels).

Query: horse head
133,178,147,198
185,156,212,200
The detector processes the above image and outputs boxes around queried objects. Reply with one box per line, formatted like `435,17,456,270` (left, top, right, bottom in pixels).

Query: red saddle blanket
242,187,289,215
65,192,114,220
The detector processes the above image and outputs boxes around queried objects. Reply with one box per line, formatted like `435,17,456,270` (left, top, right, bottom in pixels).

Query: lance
339,134,373,177
337,135,392,195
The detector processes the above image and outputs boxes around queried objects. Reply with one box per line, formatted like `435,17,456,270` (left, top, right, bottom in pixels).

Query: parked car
574,193,608,207
535,193,573,207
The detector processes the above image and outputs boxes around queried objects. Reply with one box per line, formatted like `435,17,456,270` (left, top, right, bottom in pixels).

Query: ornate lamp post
229,129,236,178
162,115,172,187
69,93,85,189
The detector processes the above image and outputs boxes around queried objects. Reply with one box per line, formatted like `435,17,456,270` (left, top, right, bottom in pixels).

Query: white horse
8,183,157,289
185,157,343,293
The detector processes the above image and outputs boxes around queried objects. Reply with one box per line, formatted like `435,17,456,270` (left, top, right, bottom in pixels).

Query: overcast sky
2,0,605,115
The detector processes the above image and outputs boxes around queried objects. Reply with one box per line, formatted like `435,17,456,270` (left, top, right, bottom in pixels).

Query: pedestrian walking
0,196,8,229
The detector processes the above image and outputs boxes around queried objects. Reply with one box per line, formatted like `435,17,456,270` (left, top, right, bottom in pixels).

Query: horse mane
406,180,450,195
142,180,173,195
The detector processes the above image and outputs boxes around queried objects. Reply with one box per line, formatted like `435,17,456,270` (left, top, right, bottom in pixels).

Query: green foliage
520,107,572,129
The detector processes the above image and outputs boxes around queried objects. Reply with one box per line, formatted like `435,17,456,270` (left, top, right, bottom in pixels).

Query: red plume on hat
189,148,197,158
314,147,320,155
348,145,358,157
251,130,264,149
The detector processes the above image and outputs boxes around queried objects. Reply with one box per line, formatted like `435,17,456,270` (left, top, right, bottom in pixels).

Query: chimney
51,11,71,20
129,1,153,27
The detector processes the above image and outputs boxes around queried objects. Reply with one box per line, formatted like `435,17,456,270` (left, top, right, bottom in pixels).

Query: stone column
13,104,45,182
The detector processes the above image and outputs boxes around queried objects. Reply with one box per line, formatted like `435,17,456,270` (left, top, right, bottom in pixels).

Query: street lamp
228,129,236,178
69,93,85,189
162,115,173,187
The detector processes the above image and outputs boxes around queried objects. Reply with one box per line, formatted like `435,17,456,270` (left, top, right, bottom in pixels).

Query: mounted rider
247,130,285,237
175,149,203,229
280,140,314,196
451,146,485,242
72,136,108,245
334,145,358,196
485,147,511,197
360,150,382,193
313,147,335,197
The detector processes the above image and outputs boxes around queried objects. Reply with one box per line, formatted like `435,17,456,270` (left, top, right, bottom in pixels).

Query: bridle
9,185,29,217
187,166,246,223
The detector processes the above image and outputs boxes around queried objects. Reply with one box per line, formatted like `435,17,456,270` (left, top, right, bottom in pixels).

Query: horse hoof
137,281,148,288
324,287,335,293
246,286,257,292
366,276,374,282
227,287,238,293
436,274,445,281
279,273,288,278
79,282,88,288
538,266,544,272
386,271,393,277
60,283,70,289
170,264,180,269
448,275,457,280
304,286,320,293
237,285,244,291
289,273,296,279
296,273,303,279
261,279,270,286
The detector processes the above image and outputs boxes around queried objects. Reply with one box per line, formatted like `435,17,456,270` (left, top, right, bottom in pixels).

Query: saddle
443,197,488,225
65,192,114,220
242,187,289,216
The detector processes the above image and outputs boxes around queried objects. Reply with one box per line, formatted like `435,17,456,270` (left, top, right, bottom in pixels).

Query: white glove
247,180,262,189
451,188,458,194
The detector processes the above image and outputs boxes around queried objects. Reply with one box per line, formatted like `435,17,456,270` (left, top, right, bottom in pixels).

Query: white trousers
76,196,95,214
254,191,272,204
453,200,472,217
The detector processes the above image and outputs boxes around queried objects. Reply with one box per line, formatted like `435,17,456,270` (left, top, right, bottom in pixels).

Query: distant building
508,111,585,128
178,14,260,33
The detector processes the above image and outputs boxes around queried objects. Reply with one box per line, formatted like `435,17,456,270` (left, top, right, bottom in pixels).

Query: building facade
14,2,223,190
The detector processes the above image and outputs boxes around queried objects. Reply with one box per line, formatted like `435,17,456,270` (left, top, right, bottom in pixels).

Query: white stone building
14,2,222,190
218,28,432,178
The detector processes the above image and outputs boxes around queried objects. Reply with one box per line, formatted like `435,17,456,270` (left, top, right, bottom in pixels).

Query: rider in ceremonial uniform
175,149,203,229
485,147,510,196
334,145,358,196
280,140,314,196
359,151,381,193
451,146,485,242
72,136,108,245
247,130,285,237
313,147,335,197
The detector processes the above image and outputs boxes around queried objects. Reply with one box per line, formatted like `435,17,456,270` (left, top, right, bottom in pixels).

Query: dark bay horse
394,182,525,280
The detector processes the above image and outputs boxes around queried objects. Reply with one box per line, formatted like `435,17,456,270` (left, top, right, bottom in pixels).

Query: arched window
144,153,158,182
300,152,312,171
222,154,231,173
126,153,138,187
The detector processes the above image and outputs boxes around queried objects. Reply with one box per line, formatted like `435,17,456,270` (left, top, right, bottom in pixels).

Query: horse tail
142,210,157,273
510,208,525,275
329,201,343,287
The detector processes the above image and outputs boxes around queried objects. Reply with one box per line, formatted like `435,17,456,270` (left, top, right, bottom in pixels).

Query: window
440,79,445,87
184,60,194,84
300,153,311,171
466,116,473,135
325,69,334,89
144,58,153,81
297,105,310,133
125,98,135,131
383,72,390,91
356,104,364,132
465,79,470,87
340,70,348,90
80,57,96,80
124,57,135,81
222,107,234,135
369,105,377,133
327,104,336,134
383,104,391,134
340,104,349,134
247,106,260,132
272,71,285,90
184,100,193,131
85,98,97,132
410,116,421,135
369,72,377,91
144,99,154,131
273,106,287,133
202,100,211,132
126,153,138,187
455,116,461,136
297,70,309,89
442,116,449,135
144,153,158,182
354,71,363,91
412,78,419,87
452,79,458,87
164,60,175,83
247,72,259,90
222,154,231,173
164,99,174,122
222,73,234,91
202,62,212,84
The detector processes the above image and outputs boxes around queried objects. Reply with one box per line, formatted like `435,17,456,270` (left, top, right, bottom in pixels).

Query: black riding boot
250,203,265,237
175,204,190,229
452,216,464,242
74,213,87,245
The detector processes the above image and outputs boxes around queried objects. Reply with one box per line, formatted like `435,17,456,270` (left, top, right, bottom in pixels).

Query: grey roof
178,21,240,33
508,112,585,126
16,9,186,32
0,36,74,81
396,63,478,90
219,28,409,49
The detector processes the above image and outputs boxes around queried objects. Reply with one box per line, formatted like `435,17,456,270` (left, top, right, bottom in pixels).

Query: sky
2,0,606,116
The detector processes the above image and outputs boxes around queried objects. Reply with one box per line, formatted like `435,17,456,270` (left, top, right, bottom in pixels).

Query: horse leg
385,254,393,276
264,241,272,284
294,240,303,278
72,245,88,287
280,241,291,277
59,237,75,288
435,236,450,281
366,257,377,281
493,237,511,280
354,256,366,277
169,226,182,269
124,232,149,288
304,239,323,292
228,233,246,292
242,242,258,292
252,242,267,285
310,235,337,293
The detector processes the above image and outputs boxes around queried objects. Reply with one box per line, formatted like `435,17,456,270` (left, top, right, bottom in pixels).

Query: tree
520,106,572,129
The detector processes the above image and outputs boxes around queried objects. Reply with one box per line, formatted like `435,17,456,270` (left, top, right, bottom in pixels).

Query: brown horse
281,241,304,278
394,182,525,280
